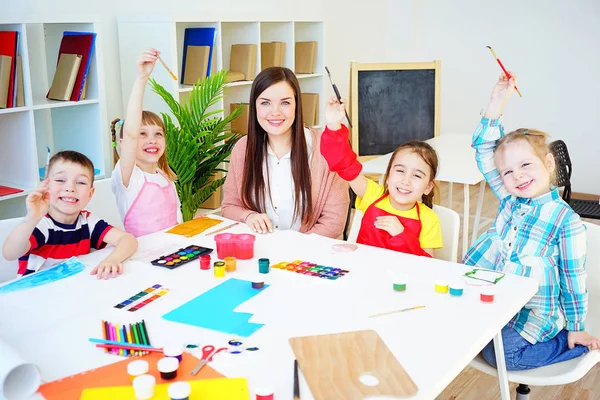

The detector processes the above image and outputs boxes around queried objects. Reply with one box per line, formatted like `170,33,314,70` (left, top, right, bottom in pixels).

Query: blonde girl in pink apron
110,48,180,237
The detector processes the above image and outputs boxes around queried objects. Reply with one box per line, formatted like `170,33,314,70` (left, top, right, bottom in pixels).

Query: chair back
0,217,22,282
85,178,123,229
433,205,460,263
549,140,572,203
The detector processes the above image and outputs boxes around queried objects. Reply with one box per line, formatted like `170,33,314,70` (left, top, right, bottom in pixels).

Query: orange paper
166,217,223,238
38,352,223,400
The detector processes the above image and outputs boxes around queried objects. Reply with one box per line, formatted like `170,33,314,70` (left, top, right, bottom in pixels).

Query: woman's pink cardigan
221,129,350,238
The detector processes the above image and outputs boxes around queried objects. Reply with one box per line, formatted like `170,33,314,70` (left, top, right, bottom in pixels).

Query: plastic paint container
214,233,236,259
252,280,265,289
127,360,149,382
449,283,464,296
258,258,270,274
200,254,211,270
168,381,191,400
224,256,237,272
228,338,244,354
434,280,449,294
157,357,179,380
132,374,155,400
480,288,495,303
214,261,226,278
393,281,406,292
255,388,275,400
163,343,183,362
234,234,256,259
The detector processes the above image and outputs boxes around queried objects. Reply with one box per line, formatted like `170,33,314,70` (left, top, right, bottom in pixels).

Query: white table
0,221,537,400
361,134,487,258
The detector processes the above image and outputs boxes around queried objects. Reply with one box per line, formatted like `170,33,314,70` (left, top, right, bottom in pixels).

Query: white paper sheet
0,336,40,400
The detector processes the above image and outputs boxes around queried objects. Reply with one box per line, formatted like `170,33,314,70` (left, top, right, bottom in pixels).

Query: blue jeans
482,326,589,370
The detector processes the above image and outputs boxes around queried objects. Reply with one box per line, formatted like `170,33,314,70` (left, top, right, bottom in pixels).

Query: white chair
469,222,600,399
346,204,460,263
86,178,124,230
0,217,22,282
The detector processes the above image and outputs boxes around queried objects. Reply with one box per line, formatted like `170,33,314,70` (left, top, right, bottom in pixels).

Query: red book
0,31,18,108
49,33,95,101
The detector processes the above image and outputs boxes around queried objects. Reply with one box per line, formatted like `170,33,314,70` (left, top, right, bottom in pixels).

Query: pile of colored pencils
97,320,154,356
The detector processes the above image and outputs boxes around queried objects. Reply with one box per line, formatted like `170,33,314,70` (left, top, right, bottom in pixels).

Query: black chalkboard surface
350,61,440,156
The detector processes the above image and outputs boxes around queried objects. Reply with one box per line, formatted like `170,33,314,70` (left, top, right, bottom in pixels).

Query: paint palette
272,260,349,280
150,245,213,269
114,284,170,311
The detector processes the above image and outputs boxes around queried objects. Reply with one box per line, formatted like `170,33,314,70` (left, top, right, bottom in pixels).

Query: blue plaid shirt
463,116,588,344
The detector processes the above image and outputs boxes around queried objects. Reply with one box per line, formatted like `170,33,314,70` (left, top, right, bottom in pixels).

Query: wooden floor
436,182,600,400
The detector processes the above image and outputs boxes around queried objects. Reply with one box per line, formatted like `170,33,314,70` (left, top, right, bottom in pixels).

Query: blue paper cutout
0,257,85,294
162,278,269,337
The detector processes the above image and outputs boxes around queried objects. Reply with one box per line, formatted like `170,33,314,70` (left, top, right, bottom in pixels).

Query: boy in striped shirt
2,151,137,279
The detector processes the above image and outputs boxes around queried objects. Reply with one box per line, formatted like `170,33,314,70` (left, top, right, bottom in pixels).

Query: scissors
190,345,227,376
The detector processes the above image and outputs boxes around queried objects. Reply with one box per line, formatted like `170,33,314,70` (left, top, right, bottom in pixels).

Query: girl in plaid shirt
464,73,600,370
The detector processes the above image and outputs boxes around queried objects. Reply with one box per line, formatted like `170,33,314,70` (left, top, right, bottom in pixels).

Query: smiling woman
221,67,349,239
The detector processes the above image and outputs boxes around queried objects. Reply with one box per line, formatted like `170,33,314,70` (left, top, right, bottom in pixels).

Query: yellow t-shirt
355,179,443,249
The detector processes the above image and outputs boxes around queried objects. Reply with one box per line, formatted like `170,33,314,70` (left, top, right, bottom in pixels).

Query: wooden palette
289,330,417,399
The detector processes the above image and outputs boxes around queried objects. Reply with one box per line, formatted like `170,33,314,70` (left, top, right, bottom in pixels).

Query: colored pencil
157,55,177,81
294,359,300,400
486,46,522,97
141,319,151,346
109,323,118,355
95,344,162,353
89,338,156,348
206,222,239,236
115,325,123,356
101,320,108,353
368,305,426,318
131,324,140,356
122,325,130,356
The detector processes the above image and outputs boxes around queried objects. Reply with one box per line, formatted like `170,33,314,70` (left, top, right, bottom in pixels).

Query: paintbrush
325,66,352,127
486,46,522,97
294,359,300,400
206,221,239,236
369,305,425,318
157,55,177,81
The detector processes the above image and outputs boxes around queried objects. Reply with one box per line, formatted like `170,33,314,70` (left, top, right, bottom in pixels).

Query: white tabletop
361,134,484,186
0,220,537,400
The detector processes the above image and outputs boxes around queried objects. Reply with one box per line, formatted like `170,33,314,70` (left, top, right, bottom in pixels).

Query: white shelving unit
117,20,325,128
0,22,109,219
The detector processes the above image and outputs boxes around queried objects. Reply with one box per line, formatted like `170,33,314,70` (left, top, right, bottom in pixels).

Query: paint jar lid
435,280,448,286
132,374,155,400
214,261,225,267
157,357,179,373
481,287,496,296
168,381,191,399
449,282,464,290
163,343,183,357
258,258,270,264
127,360,149,376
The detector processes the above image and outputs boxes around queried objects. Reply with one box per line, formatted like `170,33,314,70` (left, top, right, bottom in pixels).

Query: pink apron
123,171,178,237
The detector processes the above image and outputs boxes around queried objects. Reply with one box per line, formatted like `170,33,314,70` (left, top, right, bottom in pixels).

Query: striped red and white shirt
18,211,113,275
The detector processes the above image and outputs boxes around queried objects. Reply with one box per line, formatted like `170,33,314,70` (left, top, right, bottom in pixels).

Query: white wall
4,0,599,195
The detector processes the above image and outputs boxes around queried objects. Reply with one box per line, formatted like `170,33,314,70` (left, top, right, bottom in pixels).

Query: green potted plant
149,70,244,221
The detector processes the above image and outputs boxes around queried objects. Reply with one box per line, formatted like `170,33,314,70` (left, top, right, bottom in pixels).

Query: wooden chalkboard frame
349,61,441,156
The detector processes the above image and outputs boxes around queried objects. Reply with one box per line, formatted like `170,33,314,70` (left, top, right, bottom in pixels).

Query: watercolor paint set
271,260,349,280
150,245,213,269
114,284,170,312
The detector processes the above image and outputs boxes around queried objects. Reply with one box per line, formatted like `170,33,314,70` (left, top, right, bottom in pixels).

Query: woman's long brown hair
241,67,312,225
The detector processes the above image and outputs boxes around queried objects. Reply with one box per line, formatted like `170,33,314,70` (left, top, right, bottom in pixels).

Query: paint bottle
434,280,449,294
200,254,211,270
480,288,495,303
255,388,275,400
157,357,179,380
393,280,406,292
224,256,237,272
228,338,244,354
127,360,149,382
163,343,183,362
132,374,155,400
168,381,191,400
449,283,464,296
258,258,270,274
214,261,226,278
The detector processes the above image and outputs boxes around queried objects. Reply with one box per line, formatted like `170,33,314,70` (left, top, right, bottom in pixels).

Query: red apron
356,193,432,257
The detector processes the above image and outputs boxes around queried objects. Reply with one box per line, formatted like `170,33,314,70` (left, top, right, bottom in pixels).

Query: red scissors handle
201,345,215,361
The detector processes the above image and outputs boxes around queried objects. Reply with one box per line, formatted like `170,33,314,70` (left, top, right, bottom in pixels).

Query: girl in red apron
320,97,443,257
110,49,180,237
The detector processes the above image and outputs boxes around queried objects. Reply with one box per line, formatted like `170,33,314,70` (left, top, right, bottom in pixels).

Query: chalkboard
350,61,440,156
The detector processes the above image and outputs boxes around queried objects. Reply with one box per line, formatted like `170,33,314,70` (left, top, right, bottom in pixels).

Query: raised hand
137,48,159,80
25,179,50,221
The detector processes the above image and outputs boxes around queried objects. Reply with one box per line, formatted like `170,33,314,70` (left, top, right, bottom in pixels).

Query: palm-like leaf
149,71,244,221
